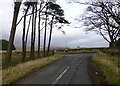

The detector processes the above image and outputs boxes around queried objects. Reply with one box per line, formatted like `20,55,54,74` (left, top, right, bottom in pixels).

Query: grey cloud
0,0,109,49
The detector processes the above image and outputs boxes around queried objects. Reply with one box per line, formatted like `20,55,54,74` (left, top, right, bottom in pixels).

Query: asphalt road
14,53,95,85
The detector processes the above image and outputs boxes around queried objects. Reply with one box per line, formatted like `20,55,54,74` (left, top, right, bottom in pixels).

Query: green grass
93,59,119,84
101,64,119,84
92,52,120,85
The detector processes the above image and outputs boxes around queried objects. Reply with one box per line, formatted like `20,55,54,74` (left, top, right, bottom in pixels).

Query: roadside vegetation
2,51,54,69
2,54,63,84
92,51,119,85
0,39,16,50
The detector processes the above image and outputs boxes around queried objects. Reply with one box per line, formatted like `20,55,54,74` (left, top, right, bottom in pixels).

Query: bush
0,39,16,50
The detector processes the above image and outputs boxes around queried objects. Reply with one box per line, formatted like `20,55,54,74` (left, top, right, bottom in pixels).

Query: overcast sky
0,0,109,49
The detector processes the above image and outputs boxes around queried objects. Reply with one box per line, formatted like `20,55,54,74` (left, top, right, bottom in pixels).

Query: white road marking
52,66,70,84
74,60,82,71
78,60,82,64
68,60,82,84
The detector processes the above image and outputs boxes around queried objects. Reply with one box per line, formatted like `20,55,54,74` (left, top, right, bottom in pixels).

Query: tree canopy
76,0,120,48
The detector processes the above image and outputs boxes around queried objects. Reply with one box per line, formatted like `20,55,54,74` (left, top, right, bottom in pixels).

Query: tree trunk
6,2,21,63
109,42,114,49
30,5,35,59
109,35,115,49
43,8,48,57
109,40,116,55
24,15,31,60
118,38,120,57
33,4,37,59
22,5,29,61
47,15,54,56
38,3,42,58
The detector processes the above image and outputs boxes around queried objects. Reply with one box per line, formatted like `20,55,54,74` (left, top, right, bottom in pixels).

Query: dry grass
93,51,119,84
94,51,119,75
2,55,63,84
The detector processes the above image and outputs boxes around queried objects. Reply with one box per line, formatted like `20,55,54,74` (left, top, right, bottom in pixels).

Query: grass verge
2,54,63,84
2,51,54,69
92,51,120,85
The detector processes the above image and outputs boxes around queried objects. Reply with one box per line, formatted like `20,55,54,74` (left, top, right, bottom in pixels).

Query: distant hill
50,46,66,50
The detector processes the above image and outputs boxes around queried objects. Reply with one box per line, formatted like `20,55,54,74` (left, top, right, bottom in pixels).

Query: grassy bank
2,55,63,84
92,51,119,85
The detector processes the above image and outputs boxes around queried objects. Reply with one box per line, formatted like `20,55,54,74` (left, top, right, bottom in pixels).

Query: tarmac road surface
14,53,95,85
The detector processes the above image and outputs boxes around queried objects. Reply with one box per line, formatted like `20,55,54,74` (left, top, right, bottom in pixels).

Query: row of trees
74,0,120,49
6,0,69,63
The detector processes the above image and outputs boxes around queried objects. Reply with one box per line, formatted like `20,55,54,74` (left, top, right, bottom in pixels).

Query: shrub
0,39,16,50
